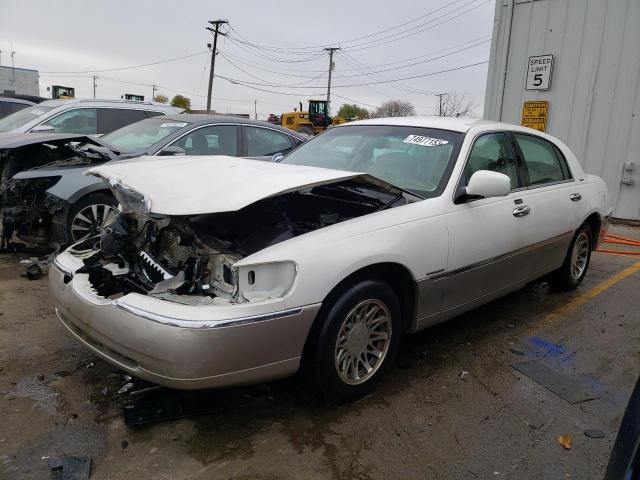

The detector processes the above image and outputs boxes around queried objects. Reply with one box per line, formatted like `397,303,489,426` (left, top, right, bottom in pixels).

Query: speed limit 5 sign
526,54,554,91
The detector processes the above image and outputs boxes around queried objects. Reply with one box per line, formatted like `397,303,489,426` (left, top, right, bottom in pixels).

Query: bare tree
437,92,476,117
372,100,416,118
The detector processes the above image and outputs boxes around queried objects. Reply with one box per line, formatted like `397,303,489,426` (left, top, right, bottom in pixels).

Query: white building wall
484,0,640,220
0,66,39,97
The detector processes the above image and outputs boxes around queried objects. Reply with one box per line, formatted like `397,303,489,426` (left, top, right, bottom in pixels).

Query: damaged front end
0,136,116,248
76,178,412,305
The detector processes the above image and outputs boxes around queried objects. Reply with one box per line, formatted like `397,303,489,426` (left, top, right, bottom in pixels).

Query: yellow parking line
529,260,640,332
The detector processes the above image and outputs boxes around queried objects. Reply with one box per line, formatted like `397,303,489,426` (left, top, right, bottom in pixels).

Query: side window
99,108,148,134
245,126,294,156
172,125,238,156
464,133,520,189
513,134,569,186
42,108,97,134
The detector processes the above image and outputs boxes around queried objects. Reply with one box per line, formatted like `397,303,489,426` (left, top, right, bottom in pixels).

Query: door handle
570,193,582,202
512,205,531,217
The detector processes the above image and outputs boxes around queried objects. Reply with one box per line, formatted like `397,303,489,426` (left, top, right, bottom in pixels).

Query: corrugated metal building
484,0,640,220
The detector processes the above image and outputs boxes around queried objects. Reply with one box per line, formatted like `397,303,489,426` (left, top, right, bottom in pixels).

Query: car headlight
111,182,150,214
235,261,297,302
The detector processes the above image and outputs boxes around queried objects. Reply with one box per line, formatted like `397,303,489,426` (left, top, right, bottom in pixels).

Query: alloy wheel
570,230,590,280
70,203,118,242
334,299,392,385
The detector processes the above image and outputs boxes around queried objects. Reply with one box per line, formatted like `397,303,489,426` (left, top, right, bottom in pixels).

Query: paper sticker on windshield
403,135,448,147
160,122,188,128
30,109,46,115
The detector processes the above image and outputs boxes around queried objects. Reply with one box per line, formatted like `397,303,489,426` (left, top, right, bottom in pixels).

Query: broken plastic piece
49,455,91,480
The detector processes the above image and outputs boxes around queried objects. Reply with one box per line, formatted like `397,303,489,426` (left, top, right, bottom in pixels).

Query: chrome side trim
426,230,573,281
114,302,307,329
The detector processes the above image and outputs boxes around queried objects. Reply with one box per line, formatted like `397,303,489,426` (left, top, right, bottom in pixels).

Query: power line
217,60,488,90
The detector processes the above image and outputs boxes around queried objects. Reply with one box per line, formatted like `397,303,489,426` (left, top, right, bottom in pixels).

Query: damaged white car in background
49,117,609,402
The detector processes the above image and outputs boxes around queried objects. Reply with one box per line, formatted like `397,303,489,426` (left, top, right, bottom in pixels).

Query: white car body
49,117,609,392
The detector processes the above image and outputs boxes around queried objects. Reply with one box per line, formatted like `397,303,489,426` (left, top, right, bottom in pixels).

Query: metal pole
435,93,447,116
254,100,257,120
206,19,228,114
93,76,97,99
152,84,157,101
324,47,339,114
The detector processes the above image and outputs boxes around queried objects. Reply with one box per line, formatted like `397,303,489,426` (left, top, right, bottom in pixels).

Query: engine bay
76,180,411,304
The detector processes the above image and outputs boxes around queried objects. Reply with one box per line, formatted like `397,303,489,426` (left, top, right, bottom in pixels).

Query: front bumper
49,258,320,390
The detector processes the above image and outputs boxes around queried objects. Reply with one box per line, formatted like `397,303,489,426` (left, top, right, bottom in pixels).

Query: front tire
313,279,401,403
553,223,592,290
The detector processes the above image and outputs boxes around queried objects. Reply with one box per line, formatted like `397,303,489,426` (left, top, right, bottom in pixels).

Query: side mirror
30,125,55,133
158,145,186,156
462,170,511,200
271,152,284,163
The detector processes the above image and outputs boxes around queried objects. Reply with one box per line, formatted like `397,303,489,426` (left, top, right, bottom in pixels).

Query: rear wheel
312,278,401,403
553,223,592,290
67,193,118,243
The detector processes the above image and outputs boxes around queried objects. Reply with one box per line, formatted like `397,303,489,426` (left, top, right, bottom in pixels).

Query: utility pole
254,100,257,120
152,84,157,101
435,93,447,116
10,47,16,83
93,76,98,99
324,47,340,114
205,19,228,114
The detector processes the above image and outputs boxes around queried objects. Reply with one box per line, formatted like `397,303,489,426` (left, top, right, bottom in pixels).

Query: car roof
152,114,308,139
0,96,35,105
39,98,181,111
344,116,497,133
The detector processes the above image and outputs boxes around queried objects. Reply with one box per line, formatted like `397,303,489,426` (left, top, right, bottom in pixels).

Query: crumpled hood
86,155,395,215
0,132,102,150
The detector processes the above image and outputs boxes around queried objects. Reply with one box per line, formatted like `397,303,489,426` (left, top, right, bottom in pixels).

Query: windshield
100,118,190,153
281,125,462,196
0,105,54,132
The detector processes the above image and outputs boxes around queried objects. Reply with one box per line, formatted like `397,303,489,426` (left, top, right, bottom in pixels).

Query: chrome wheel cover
70,203,118,242
570,231,590,280
334,299,392,386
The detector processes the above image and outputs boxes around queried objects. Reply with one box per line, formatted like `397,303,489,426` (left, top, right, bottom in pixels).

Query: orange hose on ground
596,230,640,255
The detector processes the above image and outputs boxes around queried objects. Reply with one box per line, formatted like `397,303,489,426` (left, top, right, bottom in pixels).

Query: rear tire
552,223,592,290
312,278,401,403
67,192,118,244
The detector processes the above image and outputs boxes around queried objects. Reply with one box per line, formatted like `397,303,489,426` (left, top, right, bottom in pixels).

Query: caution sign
521,100,549,132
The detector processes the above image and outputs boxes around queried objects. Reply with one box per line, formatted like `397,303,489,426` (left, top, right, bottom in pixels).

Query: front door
442,132,534,317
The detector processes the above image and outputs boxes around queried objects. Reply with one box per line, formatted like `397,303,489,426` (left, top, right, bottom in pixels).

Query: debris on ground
584,429,606,439
558,435,573,449
459,370,470,381
118,382,134,394
49,455,91,479
19,250,58,280
508,348,525,356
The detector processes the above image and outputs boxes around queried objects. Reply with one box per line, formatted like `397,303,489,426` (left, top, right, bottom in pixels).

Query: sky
0,0,496,119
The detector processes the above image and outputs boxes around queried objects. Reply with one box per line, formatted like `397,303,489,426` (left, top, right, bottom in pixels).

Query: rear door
442,132,535,316
243,125,298,161
508,132,584,277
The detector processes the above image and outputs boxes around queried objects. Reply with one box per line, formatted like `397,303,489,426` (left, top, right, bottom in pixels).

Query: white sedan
49,117,609,402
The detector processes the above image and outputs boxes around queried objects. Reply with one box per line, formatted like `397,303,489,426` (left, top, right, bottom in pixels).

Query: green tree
153,94,168,104
337,103,370,120
170,94,191,112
